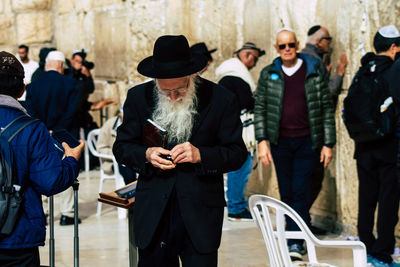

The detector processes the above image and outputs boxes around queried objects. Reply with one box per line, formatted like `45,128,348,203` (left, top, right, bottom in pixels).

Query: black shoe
59,215,81,226
228,209,253,222
309,224,327,235
289,243,305,261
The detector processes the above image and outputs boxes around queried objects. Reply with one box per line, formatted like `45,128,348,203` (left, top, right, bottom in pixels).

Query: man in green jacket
254,27,336,261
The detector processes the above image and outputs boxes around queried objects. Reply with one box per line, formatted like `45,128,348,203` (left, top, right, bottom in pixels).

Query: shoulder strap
0,115,40,142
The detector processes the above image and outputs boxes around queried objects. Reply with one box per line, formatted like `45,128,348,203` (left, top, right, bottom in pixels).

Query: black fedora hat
137,35,207,79
190,42,217,62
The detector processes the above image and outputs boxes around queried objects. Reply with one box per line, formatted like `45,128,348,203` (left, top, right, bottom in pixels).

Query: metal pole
49,196,55,267
128,208,137,267
72,180,80,267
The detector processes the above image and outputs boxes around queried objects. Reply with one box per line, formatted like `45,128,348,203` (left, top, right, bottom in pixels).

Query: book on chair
98,181,137,209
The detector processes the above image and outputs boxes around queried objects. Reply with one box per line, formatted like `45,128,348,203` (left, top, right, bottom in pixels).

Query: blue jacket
0,96,79,249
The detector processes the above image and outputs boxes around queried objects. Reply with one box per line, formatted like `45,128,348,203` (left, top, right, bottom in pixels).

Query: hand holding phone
52,129,80,148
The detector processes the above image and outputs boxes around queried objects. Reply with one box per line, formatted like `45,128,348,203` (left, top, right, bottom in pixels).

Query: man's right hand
80,66,91,77
258,140,273,167
146,147,176,170
62,140,85,161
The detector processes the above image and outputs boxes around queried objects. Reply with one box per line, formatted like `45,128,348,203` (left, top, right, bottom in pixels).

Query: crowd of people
1,22,400,267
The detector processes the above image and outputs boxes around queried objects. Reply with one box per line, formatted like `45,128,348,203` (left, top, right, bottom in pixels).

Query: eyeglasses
320,36,332,41
278,43,296,50
158,79,190,96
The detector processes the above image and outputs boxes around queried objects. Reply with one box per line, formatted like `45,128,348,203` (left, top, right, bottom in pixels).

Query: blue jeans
270,136,318,246
227,153,253,214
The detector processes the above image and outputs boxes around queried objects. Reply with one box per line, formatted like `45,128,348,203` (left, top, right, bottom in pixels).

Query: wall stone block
92,0,121,8
57,0,74,14
0,14,15,45
17,12,52,44
93,10,127,79
12,0,52,11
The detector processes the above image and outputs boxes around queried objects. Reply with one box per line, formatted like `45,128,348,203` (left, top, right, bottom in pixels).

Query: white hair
153,75,199,145
276,26,297,43
307,28,326,45
276,26,295,35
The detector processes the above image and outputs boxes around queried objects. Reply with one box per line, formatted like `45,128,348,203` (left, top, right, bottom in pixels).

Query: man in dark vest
113,35,247,267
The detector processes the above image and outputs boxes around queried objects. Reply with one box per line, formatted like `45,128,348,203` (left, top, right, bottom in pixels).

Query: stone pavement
38,170,357,267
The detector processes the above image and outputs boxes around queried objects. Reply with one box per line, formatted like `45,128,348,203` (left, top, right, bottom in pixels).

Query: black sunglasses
321,36,333,41
278,42,296,50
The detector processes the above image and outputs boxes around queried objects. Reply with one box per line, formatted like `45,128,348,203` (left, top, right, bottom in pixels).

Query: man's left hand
320,146,333,168
336,53,348,76
171,142,201,164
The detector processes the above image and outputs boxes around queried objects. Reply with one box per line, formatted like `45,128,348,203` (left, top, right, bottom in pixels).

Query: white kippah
378,25,400,38
276,26,295,35
45,51,65,63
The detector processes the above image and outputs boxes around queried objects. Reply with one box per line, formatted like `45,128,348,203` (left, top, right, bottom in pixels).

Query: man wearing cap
25,50,82,226
190,42,217,74
31,47,56,82
215,42,265,221
113,35,247,266
302,25,349,235
302,25,348,100
0,51,83,266
254,27,335,261
350,25,400,267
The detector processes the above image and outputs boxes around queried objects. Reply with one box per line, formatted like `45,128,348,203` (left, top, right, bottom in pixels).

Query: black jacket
354,53,397,159
25,70,78,133
113,78,247,253
218,76,254,111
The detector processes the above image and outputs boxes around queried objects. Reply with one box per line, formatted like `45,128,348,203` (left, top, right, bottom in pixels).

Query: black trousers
271,136,318,246
310,161,324,209
0,247,40,267
138,190,217,267
356,152,400,263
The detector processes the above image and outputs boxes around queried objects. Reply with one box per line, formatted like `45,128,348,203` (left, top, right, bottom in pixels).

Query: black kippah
307,25,321,36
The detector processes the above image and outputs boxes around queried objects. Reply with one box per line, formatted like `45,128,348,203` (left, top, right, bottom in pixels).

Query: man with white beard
113,35,247,267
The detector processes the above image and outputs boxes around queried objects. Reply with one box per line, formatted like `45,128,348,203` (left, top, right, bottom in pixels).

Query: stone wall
1,0,400,235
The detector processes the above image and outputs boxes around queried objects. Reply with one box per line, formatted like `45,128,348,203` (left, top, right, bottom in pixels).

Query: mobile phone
160,154,173,161
52,129,80,148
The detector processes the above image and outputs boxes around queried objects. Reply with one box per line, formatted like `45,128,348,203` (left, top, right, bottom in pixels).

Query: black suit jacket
25,70,78,132
113,77,247,253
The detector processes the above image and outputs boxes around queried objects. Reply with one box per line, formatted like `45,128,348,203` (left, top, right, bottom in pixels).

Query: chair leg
96,177,105,217
80,128,90,180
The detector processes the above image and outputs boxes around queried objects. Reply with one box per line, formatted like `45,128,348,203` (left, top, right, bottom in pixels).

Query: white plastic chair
86,129,126,219
249,194,366,267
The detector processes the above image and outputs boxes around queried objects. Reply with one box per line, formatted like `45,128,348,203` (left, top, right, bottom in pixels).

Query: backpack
0,115,39,237
343,60,395,143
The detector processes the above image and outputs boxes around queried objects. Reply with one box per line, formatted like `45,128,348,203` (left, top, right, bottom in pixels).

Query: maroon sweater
279,62,311,137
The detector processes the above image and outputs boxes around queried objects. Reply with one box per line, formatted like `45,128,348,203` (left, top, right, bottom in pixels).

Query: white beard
152,76,198,145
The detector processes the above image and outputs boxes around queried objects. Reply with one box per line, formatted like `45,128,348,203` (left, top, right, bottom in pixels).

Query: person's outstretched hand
62,140,85,161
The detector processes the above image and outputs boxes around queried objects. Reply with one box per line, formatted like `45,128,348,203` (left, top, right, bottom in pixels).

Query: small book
98,181,137,209
115,181,137,199
141,119,168,148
